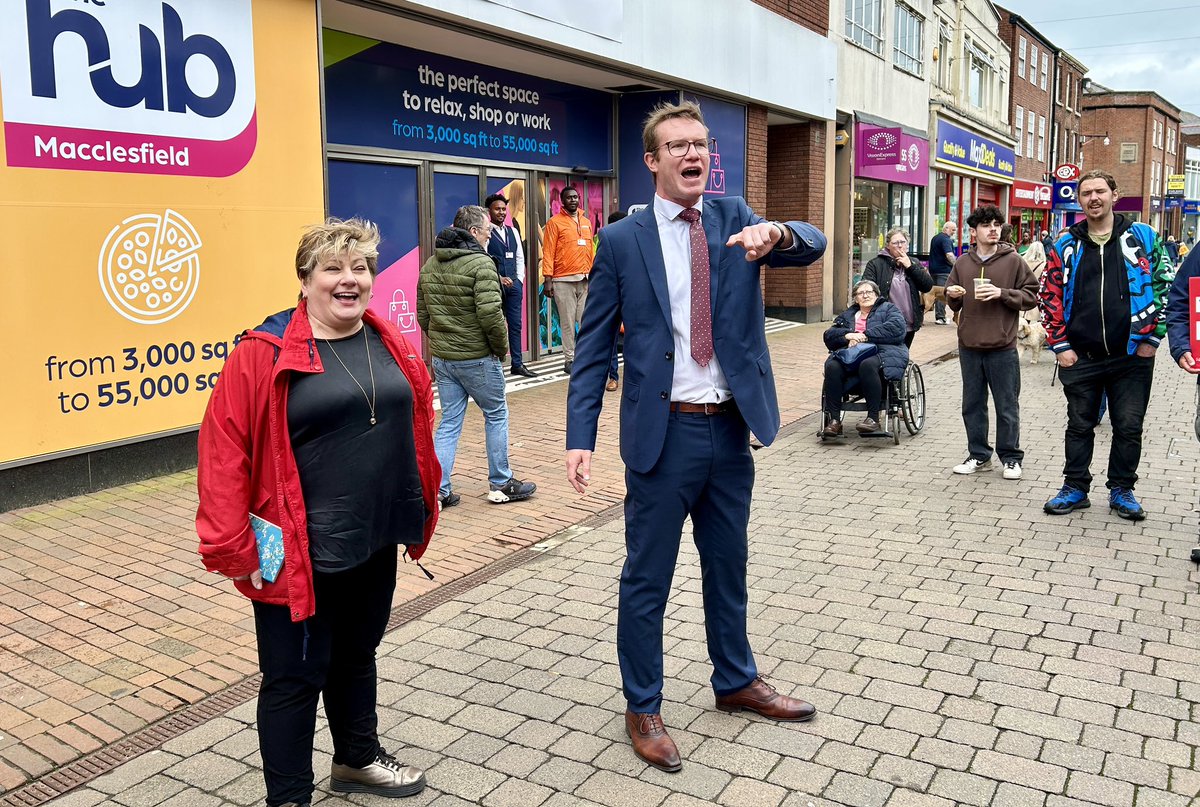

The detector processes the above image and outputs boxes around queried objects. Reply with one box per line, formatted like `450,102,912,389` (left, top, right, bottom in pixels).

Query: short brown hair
1078,169,1117,192
642,100,708,154
295,218,380,281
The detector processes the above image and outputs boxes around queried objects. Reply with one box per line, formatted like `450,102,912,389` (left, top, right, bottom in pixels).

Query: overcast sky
994,1,1200,114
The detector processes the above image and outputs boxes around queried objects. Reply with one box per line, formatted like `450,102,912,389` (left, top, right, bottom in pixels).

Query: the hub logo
0,0,257,177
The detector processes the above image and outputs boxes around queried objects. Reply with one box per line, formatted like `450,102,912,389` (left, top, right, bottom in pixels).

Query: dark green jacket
416,227,508,361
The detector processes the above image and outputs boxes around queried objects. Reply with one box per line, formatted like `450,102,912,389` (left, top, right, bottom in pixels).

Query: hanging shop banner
0,0,325,467
1053,181,1081,211
854,125,929,186
323,30,613,172
1010,180,1052,209
1167,174,1186,198
859,126,902,166
934,119,1015,182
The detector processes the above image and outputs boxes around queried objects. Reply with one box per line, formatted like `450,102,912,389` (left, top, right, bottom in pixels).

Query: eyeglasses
888,239,909,247
652,138,715,157
855,290,877,297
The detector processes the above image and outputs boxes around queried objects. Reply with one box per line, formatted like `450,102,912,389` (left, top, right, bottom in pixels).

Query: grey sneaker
488,477,537,503
330,749,426,798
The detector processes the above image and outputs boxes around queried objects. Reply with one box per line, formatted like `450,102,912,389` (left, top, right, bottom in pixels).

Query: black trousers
253,545,397,807
1058,353,1154,492
959,347,1022,464
503,282,524,367
824,354,883,419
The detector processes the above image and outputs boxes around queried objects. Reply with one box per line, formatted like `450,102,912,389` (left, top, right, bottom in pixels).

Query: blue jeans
432,355,512,496
932,273,949,320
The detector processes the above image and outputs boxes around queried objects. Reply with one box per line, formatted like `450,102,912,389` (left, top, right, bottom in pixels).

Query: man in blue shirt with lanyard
486,193,537,377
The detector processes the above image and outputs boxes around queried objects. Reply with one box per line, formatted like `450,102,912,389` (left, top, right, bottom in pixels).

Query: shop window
852,179,889,278
893,4,923,77
845,0,883,55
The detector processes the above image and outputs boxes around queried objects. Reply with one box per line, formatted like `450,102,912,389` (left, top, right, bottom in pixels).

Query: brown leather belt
669,401,736,415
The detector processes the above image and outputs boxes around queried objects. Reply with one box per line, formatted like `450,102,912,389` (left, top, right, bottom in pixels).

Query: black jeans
1058,353,1154,491
959,347,1022,464
253,545,397,807
824,354,883,420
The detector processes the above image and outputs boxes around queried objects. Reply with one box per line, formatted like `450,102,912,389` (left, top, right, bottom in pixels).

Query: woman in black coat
821,280,909,437
861,226,934,347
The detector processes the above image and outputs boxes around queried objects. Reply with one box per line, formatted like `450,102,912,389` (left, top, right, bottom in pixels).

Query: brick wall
997,18,1054,183
1083,91,1181,221
747,105,768,213
751,0,828,36
763,121,826,320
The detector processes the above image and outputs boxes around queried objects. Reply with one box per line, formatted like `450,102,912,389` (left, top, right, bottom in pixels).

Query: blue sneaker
1109,487,1146,521
1044,484,1090,515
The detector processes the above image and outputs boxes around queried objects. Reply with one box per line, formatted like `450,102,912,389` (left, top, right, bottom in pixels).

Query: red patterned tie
678,208,713,366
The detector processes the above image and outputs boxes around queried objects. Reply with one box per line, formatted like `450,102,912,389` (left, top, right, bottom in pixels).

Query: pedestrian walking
417,205,537,507
928,221,958,324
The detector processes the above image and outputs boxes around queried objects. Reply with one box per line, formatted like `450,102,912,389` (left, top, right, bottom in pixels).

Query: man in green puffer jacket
417,205,537,508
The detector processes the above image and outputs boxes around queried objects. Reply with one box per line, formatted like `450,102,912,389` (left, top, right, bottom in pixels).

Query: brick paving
6,319,1200,807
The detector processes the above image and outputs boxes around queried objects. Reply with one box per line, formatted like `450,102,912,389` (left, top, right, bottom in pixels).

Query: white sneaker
1002,461,1022,480
952,458,992,474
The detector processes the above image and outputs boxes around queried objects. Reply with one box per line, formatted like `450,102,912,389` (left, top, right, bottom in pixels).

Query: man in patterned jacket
1040,170,1172,520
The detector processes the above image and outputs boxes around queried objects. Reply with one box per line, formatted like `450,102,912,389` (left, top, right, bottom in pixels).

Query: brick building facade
996,7,1056,239
1082,89,1181,231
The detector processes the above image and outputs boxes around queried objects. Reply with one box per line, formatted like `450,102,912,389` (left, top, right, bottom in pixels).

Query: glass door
485,171,532,364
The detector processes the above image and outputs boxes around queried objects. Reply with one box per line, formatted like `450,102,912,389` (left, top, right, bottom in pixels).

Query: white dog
1016,318,1048,364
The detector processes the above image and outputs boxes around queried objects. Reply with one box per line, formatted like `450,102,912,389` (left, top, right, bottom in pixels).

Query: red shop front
1009,179,1053,243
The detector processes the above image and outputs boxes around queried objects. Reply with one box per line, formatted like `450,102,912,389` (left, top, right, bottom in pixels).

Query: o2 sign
0,0,258,177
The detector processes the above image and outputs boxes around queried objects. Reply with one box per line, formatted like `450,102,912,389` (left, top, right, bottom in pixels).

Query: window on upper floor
1169,127,1176,155
1018,37,1027,79
1029,44,1038,85
1040,53,1048,91
1015,107,1024,156
1055,67,1062,105
1154,120,1163,149
965,39,995,110
1066,73,1073,110
1027,112,1035,157
1152,160,1161,196
1053,121,1060,163
893,4,924,76
1038,116,1046,162
936,22,953,89
845,0,884,56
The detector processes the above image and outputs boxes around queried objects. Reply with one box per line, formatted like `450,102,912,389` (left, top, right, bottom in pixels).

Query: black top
1065,215,1133,359
287,324,424,573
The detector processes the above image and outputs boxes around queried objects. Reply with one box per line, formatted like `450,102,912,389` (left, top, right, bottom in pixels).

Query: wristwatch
769,221,786,241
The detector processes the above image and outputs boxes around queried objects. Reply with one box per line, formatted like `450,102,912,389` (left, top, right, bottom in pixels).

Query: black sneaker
563,360,574,376
488,478,536,503
439,492,460,509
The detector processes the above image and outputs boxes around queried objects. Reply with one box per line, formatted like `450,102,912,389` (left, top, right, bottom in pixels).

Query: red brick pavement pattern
0,321,961,792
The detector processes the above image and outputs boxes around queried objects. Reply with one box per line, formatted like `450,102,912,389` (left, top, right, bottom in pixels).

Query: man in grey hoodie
945,205,1040,480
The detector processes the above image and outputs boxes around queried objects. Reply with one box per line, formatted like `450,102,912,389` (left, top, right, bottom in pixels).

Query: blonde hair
642,99,708,154
295,217,381,281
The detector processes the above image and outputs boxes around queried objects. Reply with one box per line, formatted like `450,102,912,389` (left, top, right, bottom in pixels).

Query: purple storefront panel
855,125,929,187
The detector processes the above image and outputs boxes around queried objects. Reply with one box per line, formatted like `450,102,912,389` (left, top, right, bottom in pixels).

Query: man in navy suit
565,100,827,772
485,193,537,377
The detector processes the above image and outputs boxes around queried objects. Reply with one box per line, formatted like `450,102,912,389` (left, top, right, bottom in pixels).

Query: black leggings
824,354,883,420
253,545,398,807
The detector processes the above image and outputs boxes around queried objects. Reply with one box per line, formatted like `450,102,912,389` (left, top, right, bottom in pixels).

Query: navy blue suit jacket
565,196,826,473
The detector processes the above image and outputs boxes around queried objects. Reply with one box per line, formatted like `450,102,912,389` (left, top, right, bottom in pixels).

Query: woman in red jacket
197,218,440,807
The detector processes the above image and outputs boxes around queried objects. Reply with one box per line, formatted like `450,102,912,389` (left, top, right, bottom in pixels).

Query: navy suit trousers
503,282,523,367
619,409,758,713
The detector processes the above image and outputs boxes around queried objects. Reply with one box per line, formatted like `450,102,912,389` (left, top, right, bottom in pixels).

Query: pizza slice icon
99,209,202,325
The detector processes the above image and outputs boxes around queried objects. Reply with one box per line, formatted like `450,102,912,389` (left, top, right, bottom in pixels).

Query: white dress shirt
493,225,525,280
653,194,731,403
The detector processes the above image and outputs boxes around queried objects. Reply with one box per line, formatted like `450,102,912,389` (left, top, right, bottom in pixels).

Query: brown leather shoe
715,677,817,722
625,710,682,772
821,419,843,438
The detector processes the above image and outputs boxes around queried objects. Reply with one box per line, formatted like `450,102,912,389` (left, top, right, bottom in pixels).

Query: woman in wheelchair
821,280,909,437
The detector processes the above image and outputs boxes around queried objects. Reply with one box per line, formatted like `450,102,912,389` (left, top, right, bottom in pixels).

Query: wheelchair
819,360,926,445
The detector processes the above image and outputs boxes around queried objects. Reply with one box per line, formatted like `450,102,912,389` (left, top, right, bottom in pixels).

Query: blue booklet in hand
249,513,284,583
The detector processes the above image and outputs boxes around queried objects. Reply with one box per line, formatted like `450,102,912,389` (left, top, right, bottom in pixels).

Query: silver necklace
322,326,377,426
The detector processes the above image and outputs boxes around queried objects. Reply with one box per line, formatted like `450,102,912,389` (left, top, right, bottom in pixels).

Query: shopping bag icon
390,289,417,334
